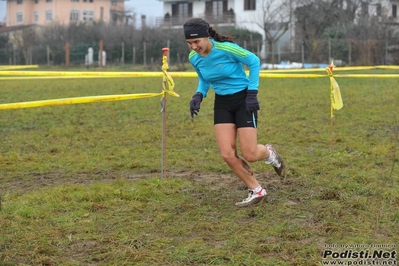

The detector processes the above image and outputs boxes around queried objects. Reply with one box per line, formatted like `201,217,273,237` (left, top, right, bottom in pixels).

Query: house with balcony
156,0,295,59
1,0,126,26
156,0,399,60
156,0,399,29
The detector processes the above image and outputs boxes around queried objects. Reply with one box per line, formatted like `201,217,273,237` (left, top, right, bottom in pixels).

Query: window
82,10,94,22
34,11,39,23
35,0,38,3
393,5,397,18
171,2,193,17
16,12,23,23
361,2,369,16
71,0,79,2
376,3,381,16
111,0,117,6
46,10,53,22
244,0,256,11
70,9,79,22
17,0,23,4
213,1,224,16
46,0,52,2
205,0,227,17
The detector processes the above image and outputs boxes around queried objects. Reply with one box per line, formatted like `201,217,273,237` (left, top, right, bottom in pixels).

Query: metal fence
0,38,398,68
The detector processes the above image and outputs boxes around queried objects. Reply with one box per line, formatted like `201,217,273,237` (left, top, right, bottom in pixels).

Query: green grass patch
0,70,398,265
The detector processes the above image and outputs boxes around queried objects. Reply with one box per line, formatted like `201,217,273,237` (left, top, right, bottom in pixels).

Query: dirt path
1,169,287,195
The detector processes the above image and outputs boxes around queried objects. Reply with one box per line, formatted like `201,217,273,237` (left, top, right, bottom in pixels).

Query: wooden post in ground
65,42,70,67
99,40,104,67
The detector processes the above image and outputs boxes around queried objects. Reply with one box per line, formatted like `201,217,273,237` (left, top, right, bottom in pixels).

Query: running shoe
235,188,267,207
265,144,286,178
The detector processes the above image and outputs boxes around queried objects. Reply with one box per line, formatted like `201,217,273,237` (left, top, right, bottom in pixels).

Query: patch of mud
1,168,289,195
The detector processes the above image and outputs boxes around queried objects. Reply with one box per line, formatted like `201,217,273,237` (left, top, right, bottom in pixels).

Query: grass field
0,69,398,265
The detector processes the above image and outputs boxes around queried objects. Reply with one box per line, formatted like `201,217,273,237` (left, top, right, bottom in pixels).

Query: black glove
245,90,260,113
190,92,203,118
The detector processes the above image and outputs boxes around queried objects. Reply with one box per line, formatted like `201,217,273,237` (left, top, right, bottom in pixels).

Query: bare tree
294,0,362,62
294,0,397,65
9,26,40,64
253,0,294,64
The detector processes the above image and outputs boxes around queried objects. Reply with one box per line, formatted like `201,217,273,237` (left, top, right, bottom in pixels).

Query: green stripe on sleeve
214,42,249,57
188,50,197,60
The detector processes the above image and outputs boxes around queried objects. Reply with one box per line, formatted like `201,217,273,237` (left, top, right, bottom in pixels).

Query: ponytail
209,27,235,43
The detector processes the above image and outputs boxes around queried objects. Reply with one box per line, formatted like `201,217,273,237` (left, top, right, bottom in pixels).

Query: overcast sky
0,0,164,25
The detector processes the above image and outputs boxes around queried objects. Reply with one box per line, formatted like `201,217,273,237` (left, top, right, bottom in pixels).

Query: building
2,0,126,26
157,0,294,59
157,0,296,59
156,0,399,59
156,0,399,28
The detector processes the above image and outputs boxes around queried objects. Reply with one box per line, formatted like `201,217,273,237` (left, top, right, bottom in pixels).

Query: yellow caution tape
326,62,343,117
0,93,163,110
0,65,39,70
0,71,197,78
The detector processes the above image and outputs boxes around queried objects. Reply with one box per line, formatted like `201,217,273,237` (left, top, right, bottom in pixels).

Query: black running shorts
214,89,258,128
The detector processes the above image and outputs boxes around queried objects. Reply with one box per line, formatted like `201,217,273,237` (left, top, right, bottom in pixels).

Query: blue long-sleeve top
188,39,260,97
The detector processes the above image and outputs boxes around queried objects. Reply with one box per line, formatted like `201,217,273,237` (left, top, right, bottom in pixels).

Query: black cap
183,22,210,39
